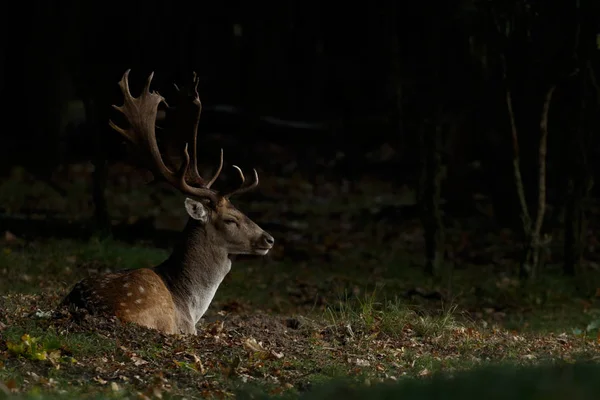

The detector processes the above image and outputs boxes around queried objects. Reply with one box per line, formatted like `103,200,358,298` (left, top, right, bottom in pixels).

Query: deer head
109,70,274,256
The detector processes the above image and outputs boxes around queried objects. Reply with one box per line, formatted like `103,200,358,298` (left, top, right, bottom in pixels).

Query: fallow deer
60,70,275,335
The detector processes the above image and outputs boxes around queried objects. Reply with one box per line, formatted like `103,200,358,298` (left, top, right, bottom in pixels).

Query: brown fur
62,268,179,334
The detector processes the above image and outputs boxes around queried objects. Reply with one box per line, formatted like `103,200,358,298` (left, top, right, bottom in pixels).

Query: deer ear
185,198,208,223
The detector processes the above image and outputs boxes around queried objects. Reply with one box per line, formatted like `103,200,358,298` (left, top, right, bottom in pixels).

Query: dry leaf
4,231,19,243
94,376,108,385
132,356,148,366
190,353,206,374
243,337,267,353
65,256,77,264
208,321,224,335
5,380,17,391
350,358,370,367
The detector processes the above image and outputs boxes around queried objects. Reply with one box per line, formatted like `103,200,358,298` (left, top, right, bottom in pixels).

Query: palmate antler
108,70,258,202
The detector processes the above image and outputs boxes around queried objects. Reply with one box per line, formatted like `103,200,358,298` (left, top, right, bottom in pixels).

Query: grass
280,362,600,400
3,237,599,399
324,291,460,339
2,165,600,398
0,238,167,294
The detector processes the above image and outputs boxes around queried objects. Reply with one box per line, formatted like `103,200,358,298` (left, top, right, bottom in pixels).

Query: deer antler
170,71,259,199
224,165,259,199
172,72,223,189
108,69,221,203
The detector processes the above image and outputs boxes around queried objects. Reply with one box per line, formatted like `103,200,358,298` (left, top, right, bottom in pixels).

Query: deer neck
155,219,231,326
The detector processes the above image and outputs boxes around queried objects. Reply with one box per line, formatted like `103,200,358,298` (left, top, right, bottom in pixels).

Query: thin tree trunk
520,86,555,279
503,49,556,280
564,180,583,276
564,62,595,276
421,122,445,277
503,56,531,238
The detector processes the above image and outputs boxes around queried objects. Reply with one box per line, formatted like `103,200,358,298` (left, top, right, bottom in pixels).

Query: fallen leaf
4,231,19,243
350,358,370,367
190,353,206,374
270,350,284,360
207,321,224,335
243,337,267,353
5,379,18,390
132,356,148,366
65,256,77,264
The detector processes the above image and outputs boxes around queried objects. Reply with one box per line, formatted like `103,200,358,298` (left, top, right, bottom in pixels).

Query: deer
60,70,275,335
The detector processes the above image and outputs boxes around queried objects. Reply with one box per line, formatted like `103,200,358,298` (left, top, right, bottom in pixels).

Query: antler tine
232,165,245,183
178,144,192,187
173,72,226,192
143,71,155,94
109,69,219,204
192,71,200,95
121,69,133,100
224,166,259,199
187,74,203,184
205,148,224,189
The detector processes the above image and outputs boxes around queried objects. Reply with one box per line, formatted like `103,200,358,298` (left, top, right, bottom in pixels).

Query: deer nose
261,232,275,247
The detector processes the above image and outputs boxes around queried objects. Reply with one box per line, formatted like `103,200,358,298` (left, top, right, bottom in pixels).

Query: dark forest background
1,0,599,281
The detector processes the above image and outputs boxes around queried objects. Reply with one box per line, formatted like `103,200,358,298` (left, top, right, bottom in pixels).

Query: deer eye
224,219,239,226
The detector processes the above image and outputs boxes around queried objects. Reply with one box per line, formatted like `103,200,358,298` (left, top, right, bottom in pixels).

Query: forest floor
1,163,600,399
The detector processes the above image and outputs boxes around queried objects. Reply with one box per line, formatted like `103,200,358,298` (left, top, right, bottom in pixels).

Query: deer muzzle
254,232,275,255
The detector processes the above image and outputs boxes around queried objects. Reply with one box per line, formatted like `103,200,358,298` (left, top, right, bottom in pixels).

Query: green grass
2,325,117,359
274,362,600,400
324,291,461,340
0,238,167,294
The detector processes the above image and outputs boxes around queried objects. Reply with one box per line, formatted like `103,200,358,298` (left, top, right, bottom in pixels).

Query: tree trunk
563,180,584,276
564,63,595,276
420,122,446,277
519,86,555,280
